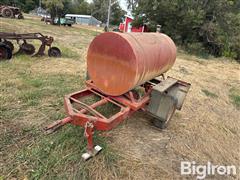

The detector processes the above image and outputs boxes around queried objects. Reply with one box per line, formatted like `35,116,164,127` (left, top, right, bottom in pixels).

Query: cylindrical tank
87,32,177,96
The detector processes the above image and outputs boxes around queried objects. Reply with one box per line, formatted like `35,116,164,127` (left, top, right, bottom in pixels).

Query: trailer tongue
45,32,191,160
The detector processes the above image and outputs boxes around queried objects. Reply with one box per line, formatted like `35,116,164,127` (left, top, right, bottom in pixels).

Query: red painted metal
87,32,177,96
118,16,148,32
84,122,94,151
45,77,191,156
45,79,161,152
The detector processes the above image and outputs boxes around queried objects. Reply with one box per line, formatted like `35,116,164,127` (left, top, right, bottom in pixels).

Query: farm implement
0,5,24,19
0,32,61,61
45,32,191,160
45,78,190,160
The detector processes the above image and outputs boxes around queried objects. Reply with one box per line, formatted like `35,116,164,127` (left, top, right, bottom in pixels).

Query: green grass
0,61,119,179
229,88,240,109
15,126,118,179
1,123,119,179
0,16,121,179
202,89,218,98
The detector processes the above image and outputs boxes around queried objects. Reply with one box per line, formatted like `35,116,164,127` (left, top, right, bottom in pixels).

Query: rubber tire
4,40,14,51
48,47,61,57
21,43,35,55
17,14,24,19
0,43,12,61
152,104,176,129
152,118,168,129
2,8,14,18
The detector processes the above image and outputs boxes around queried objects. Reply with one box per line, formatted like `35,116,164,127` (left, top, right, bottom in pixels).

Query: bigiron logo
180,161,238,179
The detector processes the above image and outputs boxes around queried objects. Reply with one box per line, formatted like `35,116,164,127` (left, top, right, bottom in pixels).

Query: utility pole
106,0,111,32
37,0,42,15
39,0,42,8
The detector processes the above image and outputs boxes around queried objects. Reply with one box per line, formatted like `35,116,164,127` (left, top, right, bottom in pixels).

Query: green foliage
90,0,126,24
110,2,126,25
69,0,92,15
0,0,39,12
131,0,240,61
43,0,64,20
1,0,125,25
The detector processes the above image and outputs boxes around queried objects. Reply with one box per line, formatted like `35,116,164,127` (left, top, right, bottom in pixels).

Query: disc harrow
0,32,61,61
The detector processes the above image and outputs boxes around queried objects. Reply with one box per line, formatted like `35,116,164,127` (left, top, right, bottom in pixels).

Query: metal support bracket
82,121,102,160
44,117,72,134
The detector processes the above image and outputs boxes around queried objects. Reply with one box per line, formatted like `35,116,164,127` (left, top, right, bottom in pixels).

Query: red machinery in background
45,32,191,160
118,15,148,33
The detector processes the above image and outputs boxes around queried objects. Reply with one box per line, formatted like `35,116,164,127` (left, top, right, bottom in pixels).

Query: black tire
20,43,35,55
67,24,72,27
3,40,14,51
2,8,14,18
152,118,168,129
48,47,61,57
17,14,24,19
0,43,12,61
152,104,176,129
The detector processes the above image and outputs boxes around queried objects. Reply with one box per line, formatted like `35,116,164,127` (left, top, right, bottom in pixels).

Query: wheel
152,102,176,129
67,24,72,27
48,47,61,57
17,14,24,19
3,40,14,51
0,43,12,61
20,43,35,55
2,8,14,18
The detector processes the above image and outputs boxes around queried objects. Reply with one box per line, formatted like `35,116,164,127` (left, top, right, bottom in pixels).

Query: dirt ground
0,14,239,180
109,55,240,179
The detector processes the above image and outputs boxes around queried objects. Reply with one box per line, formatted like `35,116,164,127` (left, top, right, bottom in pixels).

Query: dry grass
0,14,240,180
109,53,240,179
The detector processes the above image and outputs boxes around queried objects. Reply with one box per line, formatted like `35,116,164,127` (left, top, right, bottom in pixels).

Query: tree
0,0,39,12
130,0,240,60
90,0,125,25
126,0,138,12
111,2,126,25
90,0,108,23
43,0,64,20
66,0,92,15
2,0,125,27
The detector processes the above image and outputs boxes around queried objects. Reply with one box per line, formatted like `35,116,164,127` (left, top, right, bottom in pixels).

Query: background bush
131,0,240,61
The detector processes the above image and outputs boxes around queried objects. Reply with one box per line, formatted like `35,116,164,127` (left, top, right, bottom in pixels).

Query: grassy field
0,15,240,180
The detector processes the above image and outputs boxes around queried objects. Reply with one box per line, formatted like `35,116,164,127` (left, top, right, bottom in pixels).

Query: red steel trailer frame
45,76,190,160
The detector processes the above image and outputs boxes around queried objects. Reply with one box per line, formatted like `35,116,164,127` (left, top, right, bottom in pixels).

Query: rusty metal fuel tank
87,32,177,96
